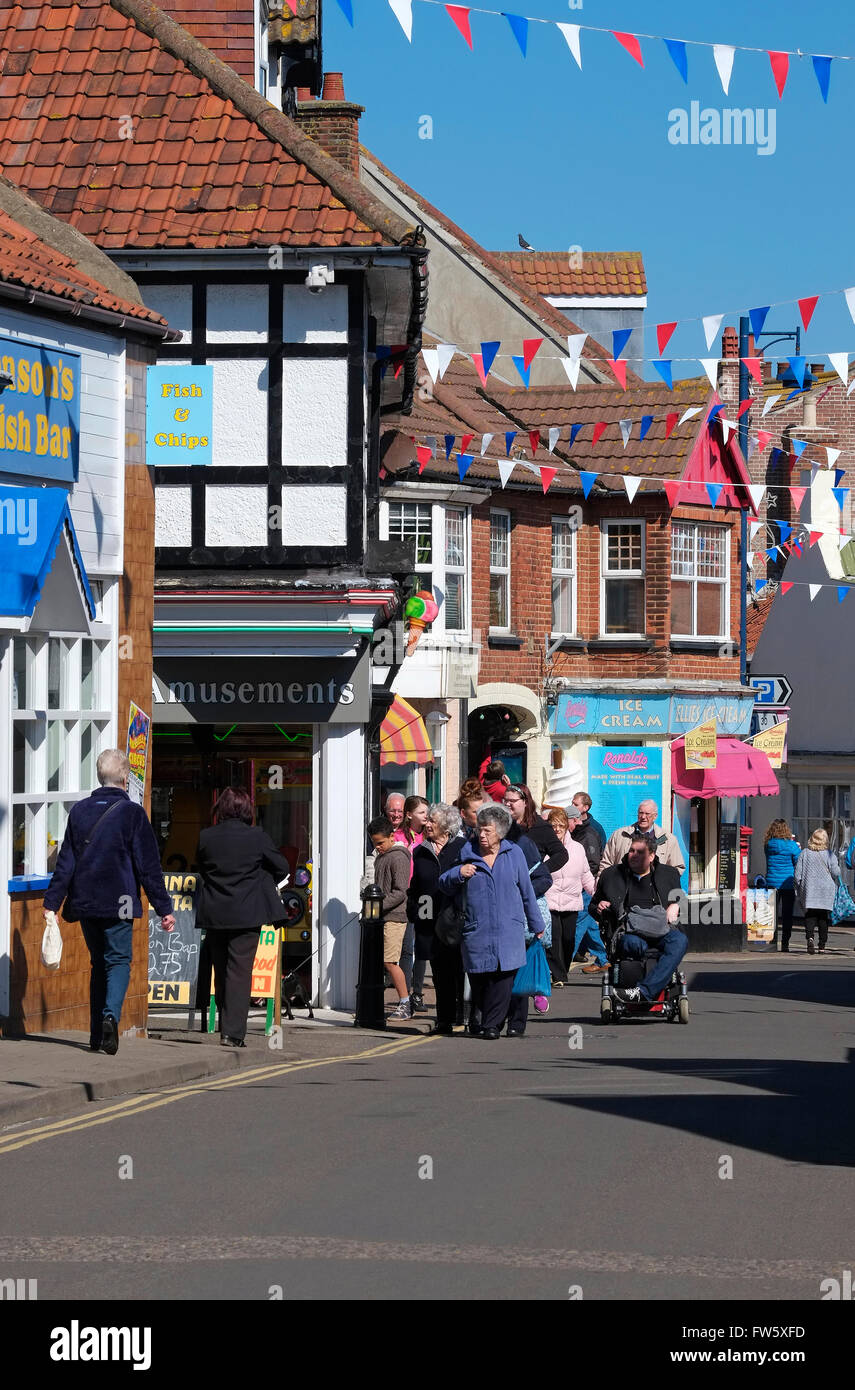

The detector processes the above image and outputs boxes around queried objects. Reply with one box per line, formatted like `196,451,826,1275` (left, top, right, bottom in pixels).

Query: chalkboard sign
148,871,201,1007
717,823,739,893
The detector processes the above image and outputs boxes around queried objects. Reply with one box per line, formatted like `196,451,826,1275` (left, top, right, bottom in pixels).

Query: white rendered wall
155,486,192,547
205,485,268,546
283,284,348,343
141,285,192,343
282,358,347,466
211,359,269,466
207,284,268,343
317,721,365,1009
280,485,347,546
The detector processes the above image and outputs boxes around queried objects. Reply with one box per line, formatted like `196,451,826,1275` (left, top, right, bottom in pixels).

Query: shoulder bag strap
76,800,126,870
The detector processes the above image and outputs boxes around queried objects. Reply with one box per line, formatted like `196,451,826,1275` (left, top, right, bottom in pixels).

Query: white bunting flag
810,463,821,484
624,476,642,503
828,353,850,388
556,22,582,69
748,437,757,459
840,534,852,551
848,376,855,397
713,44,735,95
702,315,724,351
747,484,766,510
619,419,632,447
436,344,456,379
721,419,733,445
387,0,413,41
567,332,587,358
425,436,437,455
845,288,855,327
548,426,561,453
762,394,781,417
521,462,541,476
809,584,822,602
699,358,719,390
678,406,703,425
421,349,439,384
497,459,516,488
561,356,582,390
750,520,764,544
480,433,494,457
827,446,842,468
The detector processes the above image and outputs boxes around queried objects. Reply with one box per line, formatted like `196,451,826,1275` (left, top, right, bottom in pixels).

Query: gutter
0,281,179,342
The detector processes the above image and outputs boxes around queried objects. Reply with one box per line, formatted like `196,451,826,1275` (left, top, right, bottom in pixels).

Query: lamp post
355,884,386,1029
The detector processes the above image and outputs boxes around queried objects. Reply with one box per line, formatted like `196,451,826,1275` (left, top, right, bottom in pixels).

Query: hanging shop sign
685,718,717,770
551,692,755,737
152,653,369,724
126,702,151,805
750,720,788,769
0,336,80,483
146,365,213,466
587,745,663,836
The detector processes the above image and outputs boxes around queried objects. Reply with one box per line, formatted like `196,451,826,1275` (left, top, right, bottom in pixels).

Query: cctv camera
305,264,334,294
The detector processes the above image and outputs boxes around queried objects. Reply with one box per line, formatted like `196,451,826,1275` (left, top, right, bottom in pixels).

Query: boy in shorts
368,815,414,1020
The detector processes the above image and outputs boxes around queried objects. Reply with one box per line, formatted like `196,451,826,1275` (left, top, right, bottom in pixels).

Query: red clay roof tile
491,251,647,299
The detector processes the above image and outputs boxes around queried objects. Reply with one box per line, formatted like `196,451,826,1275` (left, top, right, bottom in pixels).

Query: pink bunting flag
460,433,474,453
522,338,543,371
612,31,643,67
470,352,487,387
742,357,763,384
790,486,807,511
445,5,472,48
737,399,752,419
540,467,557,494
757,431,773,451
592,421,607,446
416,445,432,474
665,412,679,439
607,358,628,389
664,480,681,509
768,50,789,99
809,531,822,546
528,430,540,456
798,296,819,331
284,0,298,12
657,322,677,355
781,582,794,595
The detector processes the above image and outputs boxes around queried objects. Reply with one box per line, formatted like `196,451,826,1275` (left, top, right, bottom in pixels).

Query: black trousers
207,928,259,1041
777,889,795,949
430,937,464,1028
547,909,578,983
468,969,516,1032
805,909,831,950
505,991,529,1034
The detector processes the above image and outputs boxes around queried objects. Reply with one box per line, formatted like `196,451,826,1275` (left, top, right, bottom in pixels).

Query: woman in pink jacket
544,807,595,985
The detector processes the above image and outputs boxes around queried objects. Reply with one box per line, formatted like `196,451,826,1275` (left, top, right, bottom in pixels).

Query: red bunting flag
768,50,789,98
284,0,298,12
809,531,822,546
790,486,807,511
416,445,433,473
471,352,487,386
607,358,628,389
657,322,677,355
461,433,474,453
757,431,773,451
664,480,681,509
737,398,752,419
798,296,819,331
742,357,763,384
612,31,643,67
665,412,679,439
592,421,607,446
523,338,543,371
528,430,540,455
540,467,557,494
781,582,794,595
445,5,472,48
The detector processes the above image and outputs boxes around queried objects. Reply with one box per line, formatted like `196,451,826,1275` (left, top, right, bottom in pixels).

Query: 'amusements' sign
148,872,200,1006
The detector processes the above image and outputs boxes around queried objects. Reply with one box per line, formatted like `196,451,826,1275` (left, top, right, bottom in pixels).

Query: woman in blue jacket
439,803,544,1039
764,818,801,952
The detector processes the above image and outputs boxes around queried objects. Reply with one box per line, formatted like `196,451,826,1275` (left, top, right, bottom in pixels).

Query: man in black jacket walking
44,749,175,1055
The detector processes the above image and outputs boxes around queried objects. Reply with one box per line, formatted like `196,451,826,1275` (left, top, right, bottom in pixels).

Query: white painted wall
283,284,348,343
155,486,192,547
205,484,268,546
281,485,347,546
282,358,348,466
141,285,192,344
317,721,365,1009
207,284,268,343
211,359,269,466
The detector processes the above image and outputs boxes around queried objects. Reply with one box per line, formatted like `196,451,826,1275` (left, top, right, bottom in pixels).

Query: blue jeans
80,918,133,1041
573,891,607,966
619,929,688,999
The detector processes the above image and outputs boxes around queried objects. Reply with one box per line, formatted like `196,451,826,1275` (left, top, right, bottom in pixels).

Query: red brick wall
157,0,256,81
473,495,742,694
295,102,363,176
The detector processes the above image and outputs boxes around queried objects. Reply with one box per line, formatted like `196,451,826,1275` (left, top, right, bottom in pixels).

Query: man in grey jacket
599,800,685,876
368,815,414,1019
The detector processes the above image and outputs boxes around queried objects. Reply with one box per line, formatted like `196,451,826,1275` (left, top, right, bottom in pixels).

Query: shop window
601,520,645,636
551,516,576,634
671,522,728,638
489,510,511,631
792,783,852,855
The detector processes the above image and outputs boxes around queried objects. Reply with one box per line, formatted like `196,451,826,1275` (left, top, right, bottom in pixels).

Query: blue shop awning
0,484,96,631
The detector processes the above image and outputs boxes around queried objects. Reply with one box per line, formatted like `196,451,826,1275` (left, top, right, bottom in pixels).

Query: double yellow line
0,1033,434,1157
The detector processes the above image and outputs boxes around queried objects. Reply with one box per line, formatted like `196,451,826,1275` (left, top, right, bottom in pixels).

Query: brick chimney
295,73,364,176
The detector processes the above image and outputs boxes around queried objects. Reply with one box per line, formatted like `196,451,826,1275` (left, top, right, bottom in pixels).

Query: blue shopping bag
832,879,855,925
511,938,552,997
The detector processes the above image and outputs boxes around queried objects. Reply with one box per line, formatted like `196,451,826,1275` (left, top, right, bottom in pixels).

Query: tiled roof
0,188,169,331
0,0,417,250
491,251,647,299
360,148,642,388
383,337,709,493
746,597,773,657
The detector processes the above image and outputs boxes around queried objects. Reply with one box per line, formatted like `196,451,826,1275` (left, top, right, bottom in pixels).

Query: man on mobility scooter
591,831,689,1022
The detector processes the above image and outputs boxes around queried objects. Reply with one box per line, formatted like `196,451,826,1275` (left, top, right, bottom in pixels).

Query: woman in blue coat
439,803,543,1039
764,819,801,952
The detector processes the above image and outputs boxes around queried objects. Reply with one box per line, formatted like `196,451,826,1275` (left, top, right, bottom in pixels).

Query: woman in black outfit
502,783,568,1032
408,803,467,1034
195,787,291,1047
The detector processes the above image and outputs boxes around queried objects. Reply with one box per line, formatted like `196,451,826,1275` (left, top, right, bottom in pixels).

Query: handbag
832,880,855,925
435,883,466,947
626,904,671,940
40,910,63,970
511,938,551,997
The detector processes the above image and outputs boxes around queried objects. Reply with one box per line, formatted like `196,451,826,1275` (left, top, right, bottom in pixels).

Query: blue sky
325,0,855,379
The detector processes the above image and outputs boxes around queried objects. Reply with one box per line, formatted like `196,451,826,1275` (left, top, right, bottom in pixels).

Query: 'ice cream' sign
146,365,213,465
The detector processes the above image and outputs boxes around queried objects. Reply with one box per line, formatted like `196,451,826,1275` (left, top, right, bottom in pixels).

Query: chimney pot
296,86,313,102
322,72,346,101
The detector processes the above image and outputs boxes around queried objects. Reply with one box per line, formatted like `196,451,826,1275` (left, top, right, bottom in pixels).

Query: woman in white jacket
544,807,595,984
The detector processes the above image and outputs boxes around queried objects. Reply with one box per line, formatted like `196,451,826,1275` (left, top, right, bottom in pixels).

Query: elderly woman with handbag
794,829,840,954
438,803,543,1040
408,803,467,1035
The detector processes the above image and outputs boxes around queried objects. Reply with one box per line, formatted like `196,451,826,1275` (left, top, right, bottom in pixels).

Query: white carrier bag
40,909,63,970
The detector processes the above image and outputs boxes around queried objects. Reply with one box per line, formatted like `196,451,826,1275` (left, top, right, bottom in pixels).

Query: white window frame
550,515,577,637
489,509,512,634
600,518,646,638
671,521,730,640
380,499,471,638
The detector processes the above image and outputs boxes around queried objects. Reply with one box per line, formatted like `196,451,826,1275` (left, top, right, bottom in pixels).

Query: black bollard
355,884,386,1029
